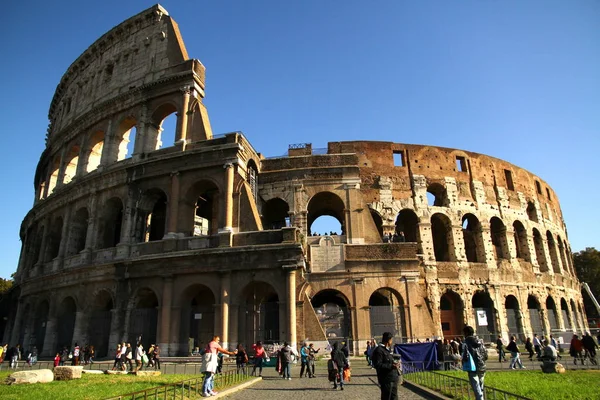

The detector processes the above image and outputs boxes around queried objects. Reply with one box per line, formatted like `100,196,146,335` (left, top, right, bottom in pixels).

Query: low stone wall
53,366,83,380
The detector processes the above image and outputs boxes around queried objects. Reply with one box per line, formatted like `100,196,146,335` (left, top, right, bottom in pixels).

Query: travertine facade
3,5,588,357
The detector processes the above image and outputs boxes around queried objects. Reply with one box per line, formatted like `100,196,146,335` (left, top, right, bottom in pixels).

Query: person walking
506,336,525,369
235,344,248,373
300,343,310,378
112,344,122,371
371,332,401,400
54,352,60,368
134,342,144,372
496,337,507,362
251,341,267,377
307,343,319,377
533,334,542,359
153,345,161,370
8,344,20,369
570,334,584,365
72,343,80,366
462,326,488,400
88,345,95,364
279,342,295,380
582,333,598,365
365,340,373,366
329,342,348,390
201,336,236,397
525,337,534,361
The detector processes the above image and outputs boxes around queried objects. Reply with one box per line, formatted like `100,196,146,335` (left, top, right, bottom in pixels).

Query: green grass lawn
423,370,600,400
0,371,253,400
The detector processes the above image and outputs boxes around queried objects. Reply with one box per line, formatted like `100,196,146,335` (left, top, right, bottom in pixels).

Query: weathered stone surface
134,370,161,376
105,370,129,375
82,369,104,374
53,366,83,380
6,369,54,385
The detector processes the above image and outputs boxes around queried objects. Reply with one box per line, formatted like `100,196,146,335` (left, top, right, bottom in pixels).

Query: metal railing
402,362,532,400
104,369,251,400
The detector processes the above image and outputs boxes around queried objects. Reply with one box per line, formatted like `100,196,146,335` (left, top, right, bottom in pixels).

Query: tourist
8,344,20,369
442,338,453,370
496,337,507,362
533,334,542,359
307,343,320,377
125,343,134,371
146,345,155,369
365,340,373,366
72,342,80,366
300,343,310,378
329,342,348,390
112,344,122,370
279,341,297,380
235,343,248,373
54,352,60,368
372,332,400,400
134,342,144,372
549,335,561,360
60,346,69,366
153,345,161,370
88,345,95,364
0,344,4,365
506,336,525,369
119,342,127,370
201,336,236,397
251,341,267,377
569,334,583,365
462,326,488,400
582,333,598,365
29,346,38,366
541,339,558,362
525,337,534,361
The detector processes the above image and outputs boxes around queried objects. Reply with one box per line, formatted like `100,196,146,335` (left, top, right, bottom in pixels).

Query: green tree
0,278,12,295
574,247,600,319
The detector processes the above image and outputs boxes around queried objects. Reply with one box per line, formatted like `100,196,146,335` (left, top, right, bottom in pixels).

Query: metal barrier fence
104,369,251,400
403,362,532,400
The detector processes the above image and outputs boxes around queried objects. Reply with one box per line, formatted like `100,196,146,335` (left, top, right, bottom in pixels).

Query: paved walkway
224,363,428,400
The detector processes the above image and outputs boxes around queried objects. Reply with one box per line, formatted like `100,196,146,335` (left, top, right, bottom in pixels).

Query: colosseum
2,5,589,358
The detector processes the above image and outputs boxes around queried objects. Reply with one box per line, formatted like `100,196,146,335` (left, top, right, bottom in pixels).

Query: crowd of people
109,342,161,372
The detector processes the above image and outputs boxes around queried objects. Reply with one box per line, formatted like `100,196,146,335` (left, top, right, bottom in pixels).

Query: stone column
222,163,235,231
55,147,68,189
100,119,114,167
9,300,23,346
57,207,72,261
108,308,121,352
229,304,239,348
220,273,231,349
285,267,297,348
176,86,191,143
41,301,58,357
169,306,182,356
71,311,86,348
159,277,173,354
84,192,98,250
166,171,180,237
36,221,49,265
75,134,90,178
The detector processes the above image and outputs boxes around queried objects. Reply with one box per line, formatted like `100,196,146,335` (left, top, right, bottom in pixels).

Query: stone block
134,370,162,376
82,370,104,374
105,370,129,375
53,366,84,380
6,369,54,385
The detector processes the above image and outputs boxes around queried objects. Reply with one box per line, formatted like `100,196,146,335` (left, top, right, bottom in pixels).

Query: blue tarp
394,342,438,371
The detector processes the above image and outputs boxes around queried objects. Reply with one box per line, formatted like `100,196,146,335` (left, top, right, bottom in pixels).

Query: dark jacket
330,348,347,370
280,346,293,363
506,341,520,353
463,336,488,373
371,344,400,384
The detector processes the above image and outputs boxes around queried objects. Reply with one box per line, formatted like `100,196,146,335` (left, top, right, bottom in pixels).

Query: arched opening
88,291,113,358
311,289,351,341
47,156,61,195
307,192,345,235
490,217,509,260
29,225,44,268
440,291,464,338
116,117,137,161
57,297,76,350
86,130,104,173
526,201,538,223
247,160,259,202
369,288,406,341
462,214,484,263
66,208,89,256
134,189,168,242
182,181,219,237
557,237,569,276
472,291,497,341
241,281,279,346
528,295,544,336
546,231,561,274
396,209,419,243
426,183,447,207
62,145,80,184
99,198,123,248
532,229,548,272
262,198,290,230
512,221,531,261
431,213,454,261
149,103,178,150
561,298,572,332
371,210,384,238
128,288,158,348
33,301,49,354
546,296,559,333
505,295,525,341
570,299,580,333
44,216,63,262
180,284,216,353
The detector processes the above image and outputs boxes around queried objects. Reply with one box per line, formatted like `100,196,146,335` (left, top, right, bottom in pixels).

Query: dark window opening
456,156,467,172
546,187,551,200
535,180,542,194
504,169,514,191
527,202,538,223
393,151,405,167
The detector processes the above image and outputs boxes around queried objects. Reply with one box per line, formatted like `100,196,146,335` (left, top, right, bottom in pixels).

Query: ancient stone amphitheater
3,5,588,357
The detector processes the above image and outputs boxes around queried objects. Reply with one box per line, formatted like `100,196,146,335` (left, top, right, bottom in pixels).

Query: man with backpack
462,326,488,400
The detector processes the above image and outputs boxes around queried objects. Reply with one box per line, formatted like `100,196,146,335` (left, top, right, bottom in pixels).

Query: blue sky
0,0,598,279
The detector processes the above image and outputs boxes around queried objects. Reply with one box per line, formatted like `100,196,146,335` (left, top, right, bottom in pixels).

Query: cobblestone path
224,362,429,400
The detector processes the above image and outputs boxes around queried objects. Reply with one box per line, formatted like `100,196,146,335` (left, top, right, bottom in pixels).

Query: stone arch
369,288,406,340
512,221,531,261
134,188,168,242
546,231,561,274
240,281,280,346
88,290,114,358
66,207,89,256
179,284,217,351
557,237,569,275
311,289,351,340
86,130,105,173
188,101,212,142
561,298,573,332
431,213,454,261
426,182,448,207
307,192,345,235
128,287,159,348
148,102,178,151
33,300,50,354
440,290,464,338
462,214,484,263
472,291,497,341
527,201,538,223
44,216,63,262
490,217,509,260
115,116,137,161
247,159,259,202
505,295,525,341
570,299,580,333
181,179,220,236
98,197,123,249
532,229,548,272
527,295,544,336
47,155,61,195
57,296,77,350
371,209,384,238
546,296,559,333
396,209,419,243
28,224,44,269
262,197,290,230
63,144,80,184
